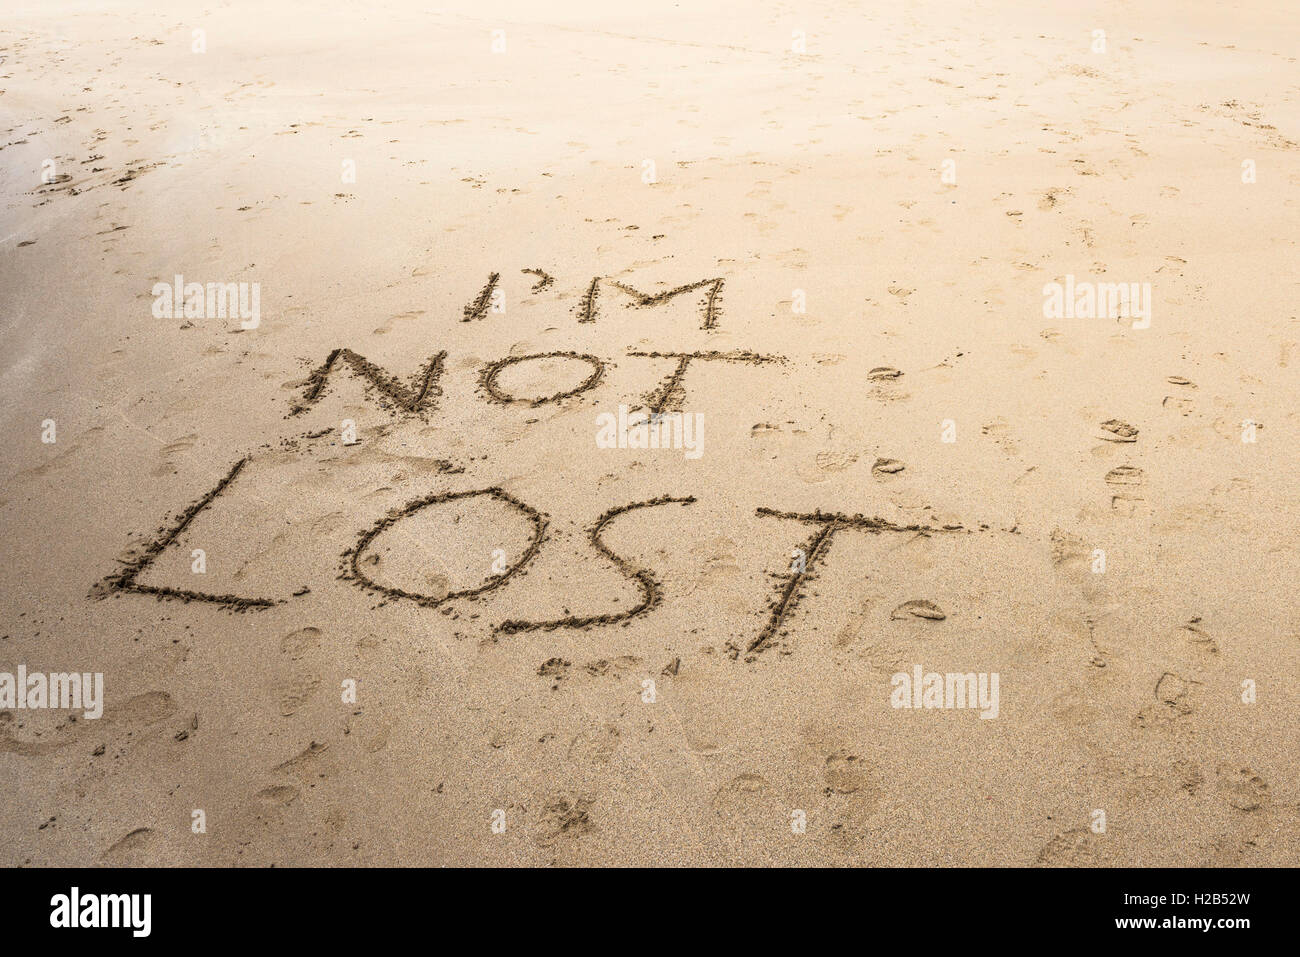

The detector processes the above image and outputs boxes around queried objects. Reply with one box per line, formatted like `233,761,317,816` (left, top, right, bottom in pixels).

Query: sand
1,0,1298,866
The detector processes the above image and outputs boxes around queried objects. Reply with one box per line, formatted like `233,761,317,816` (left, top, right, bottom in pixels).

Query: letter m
49,673,80,710
578,275,725,329
1096,283,1126,319
101,895,130,928
206,283,238,319
945,673,977,709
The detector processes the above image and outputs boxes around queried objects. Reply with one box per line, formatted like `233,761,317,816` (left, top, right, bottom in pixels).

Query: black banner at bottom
0,866,1281,942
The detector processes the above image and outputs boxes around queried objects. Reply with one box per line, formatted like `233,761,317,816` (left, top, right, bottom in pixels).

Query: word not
890,664,999,719
0,667,103,719
595,405,703,459
152,274,260,328
50,887,151,937
1042,274,1151,329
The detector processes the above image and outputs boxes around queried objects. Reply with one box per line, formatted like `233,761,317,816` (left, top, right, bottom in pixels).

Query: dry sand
1,0,1298,866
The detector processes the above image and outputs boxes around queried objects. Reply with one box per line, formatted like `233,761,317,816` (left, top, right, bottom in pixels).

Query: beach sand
1,0,1298,866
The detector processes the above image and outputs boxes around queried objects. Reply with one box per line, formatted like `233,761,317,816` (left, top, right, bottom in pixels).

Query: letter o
479,351,605,406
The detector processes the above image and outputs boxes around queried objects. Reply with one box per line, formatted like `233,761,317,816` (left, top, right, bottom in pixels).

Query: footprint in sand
1132,671,1200,729
1098,419,1139,442
115,690,177,724
891,599,946,621
566,723,620,766
1177,617,1219,655
982,418,1019,455
712,772,779,832
537,657,571,689
232,782,304,835
816,449,858,472
422,573,451,601
867,368,908,402
100,827,159,865
255,784,300,808
689,536,743,590
1038,186,1071,210
152,434,199,476
1034,828,1096,866
278,673,321,717
798,448,859,483
1216,766,1269,812
824,750,874,794
280,626,322,660
818,750,883,847
534,794,595,847
4,689,180,755
834,596,876,648
1174,760,1205,795
1010,344,1038,365
1105,465,1145,513
1049,527,1089,569
274,741,329,780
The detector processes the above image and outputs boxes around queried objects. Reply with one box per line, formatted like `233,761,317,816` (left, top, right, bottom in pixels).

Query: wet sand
1,0,1298,865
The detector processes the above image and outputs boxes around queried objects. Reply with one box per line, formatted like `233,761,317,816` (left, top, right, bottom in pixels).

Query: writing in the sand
99,267,986,656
